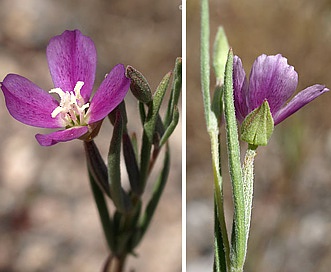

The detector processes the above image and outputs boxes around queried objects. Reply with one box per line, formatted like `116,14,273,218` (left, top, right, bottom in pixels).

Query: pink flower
1,30,130,146
233,54,329,125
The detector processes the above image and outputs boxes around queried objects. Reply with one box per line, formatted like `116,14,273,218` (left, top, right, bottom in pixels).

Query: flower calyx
240,100,274,147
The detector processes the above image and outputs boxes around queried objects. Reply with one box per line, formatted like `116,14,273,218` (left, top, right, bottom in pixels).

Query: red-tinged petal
233,55,249,122
248,54,298,114
46,29,96,102
1,74,63,128
88,64,130,124
273,85,329,125
35,126,89,146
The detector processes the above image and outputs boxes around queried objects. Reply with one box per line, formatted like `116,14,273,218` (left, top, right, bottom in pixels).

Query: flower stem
242,145,257,254
200,0,212,128
102,254,127,272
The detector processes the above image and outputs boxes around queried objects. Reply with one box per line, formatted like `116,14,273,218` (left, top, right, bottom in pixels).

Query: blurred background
0,1,181,271
187,0,331,271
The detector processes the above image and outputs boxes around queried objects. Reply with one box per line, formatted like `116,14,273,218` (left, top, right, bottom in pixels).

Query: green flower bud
126,66,153,103
240,100,274,146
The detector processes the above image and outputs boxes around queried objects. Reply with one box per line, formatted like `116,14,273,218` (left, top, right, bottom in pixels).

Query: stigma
50,81,90,127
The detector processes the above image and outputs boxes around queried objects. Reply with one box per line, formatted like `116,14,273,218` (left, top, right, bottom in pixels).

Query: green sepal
126,65,153,103
241,100,274,146
213,26,229,86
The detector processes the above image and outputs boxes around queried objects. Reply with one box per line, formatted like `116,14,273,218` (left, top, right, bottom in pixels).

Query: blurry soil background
187,0,331,271
0,1,181,272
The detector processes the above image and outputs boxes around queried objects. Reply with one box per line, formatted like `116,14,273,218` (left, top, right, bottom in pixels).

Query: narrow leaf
165,57,182,127
214,197,227,272
88,168,115,252
108,109,131,213
213,26,230,85
123,132,140,195
139,72,171,193
133,144,170,248
223,49,246,270
84,140,110,197
160,106,179,147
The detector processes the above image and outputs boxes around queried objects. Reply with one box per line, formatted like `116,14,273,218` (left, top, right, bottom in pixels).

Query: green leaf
165,57,182,128
133,144,170,248
223,49,246,270
84,140,110,197
108,109,131,213
88,168,115,252
123,132,140,195
131,132,139,163
139,101,147,125
214,198,227,272
159,106,179,147
139,72,171,193
145,72,171,141
213,26,230,86
211,84,224,122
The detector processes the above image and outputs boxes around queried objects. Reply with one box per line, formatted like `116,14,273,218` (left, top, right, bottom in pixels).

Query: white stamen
50,81,90,127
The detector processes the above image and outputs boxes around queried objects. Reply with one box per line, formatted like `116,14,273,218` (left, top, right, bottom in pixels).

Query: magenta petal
233,56,249,122
35,126,89,146
46,29,97,102
1,74,63,128
248,54,298,114
88,64,130,124
273,85,329,125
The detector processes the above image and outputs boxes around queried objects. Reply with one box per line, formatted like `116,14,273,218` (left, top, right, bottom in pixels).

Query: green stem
242,146,257,253
133,144,170,248
211,132,230,271
200,0,212,127
103,254,127,272
201,0,230,271
87,167,115,252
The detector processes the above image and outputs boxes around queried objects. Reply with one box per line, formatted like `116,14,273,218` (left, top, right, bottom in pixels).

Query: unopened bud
241,100,274,146
126,66,153,103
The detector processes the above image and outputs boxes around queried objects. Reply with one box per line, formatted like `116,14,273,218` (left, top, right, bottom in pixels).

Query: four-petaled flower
233,54,329,125
1,29,130,146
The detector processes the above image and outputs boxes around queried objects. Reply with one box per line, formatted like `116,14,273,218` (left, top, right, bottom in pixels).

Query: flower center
50,81,90,127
